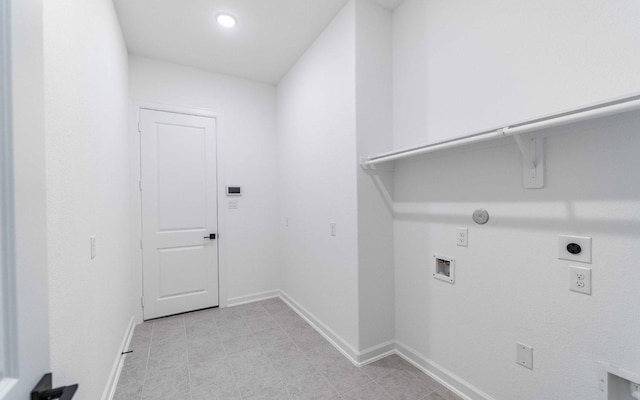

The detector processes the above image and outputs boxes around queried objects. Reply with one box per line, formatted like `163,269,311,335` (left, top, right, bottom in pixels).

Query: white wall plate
558,235,592,263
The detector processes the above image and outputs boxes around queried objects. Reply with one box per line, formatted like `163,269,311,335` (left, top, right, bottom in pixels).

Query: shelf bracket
511,132,544,189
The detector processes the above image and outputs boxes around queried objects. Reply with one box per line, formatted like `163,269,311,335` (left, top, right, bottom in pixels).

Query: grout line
240,303,296,400
211,308,244,399
182,316,193,400
231,303,288,399
137,321,154,400
265,301,346,400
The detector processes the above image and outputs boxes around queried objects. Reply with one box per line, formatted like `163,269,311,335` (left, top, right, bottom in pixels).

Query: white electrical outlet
456,228,468,247
569,266,591,295
90,236,96,259
330,222,336,236
228,199,239,209
516,343,533,370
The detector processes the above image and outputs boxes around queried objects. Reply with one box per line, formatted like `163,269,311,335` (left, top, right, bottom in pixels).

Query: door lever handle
203,233,216,240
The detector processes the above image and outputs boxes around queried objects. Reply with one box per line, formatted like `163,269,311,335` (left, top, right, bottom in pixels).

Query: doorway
139,109,219,319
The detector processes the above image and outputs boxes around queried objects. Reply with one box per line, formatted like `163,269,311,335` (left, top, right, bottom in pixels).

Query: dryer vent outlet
433,255,455,284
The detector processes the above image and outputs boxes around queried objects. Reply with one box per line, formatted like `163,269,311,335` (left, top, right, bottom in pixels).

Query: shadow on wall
388,111,640,236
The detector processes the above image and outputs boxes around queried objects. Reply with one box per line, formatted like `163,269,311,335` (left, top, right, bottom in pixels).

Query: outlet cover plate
558,235,592,263
516,343,533,370
456,228,468,247
569,266,592,295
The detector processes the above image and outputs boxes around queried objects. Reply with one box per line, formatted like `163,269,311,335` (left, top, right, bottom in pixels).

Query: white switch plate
456,228,468,247
516,343,533,370
569,266,592,295
90,236,96,259
228,199,239,209
558,235,591,263
330,222,336,236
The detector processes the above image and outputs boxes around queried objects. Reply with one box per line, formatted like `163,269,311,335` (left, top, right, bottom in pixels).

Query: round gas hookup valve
472,209,490,225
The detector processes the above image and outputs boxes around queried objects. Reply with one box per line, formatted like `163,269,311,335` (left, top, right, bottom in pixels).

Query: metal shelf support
511,132,544,189
360,93,640,189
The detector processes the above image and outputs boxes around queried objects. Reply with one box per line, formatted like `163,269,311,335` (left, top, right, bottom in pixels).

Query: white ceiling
113,0,403,85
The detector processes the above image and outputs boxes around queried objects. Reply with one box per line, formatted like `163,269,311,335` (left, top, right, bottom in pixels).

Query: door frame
129,101,228,323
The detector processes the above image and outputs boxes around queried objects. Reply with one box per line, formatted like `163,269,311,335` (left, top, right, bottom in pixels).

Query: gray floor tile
130,323,153,349
376,369,433,400
226,347,265,371
235,369,285,399
122,345,149,369
217,319,252,340
321,361,372,394
150,325,185,344
361,354,414,381
253,326,289,345
212,307,243,325
222,332,260,354
230,357,274,382
187,333,223,350
239,306,267,320
263,305,291,317
141,364,190,400
271,353,317,384
271,309,302,326
261,338,303,361
286,372,341,400
115,300,464,400
113,380,143,400
191,380,242,400
234,301,265,313
245,314,280,332
342,381,391,400
278,314,310,330
117,363,147,388
413,372,447,393
290,329,326,351
186,320,218,337
184,308,213,322
190,358,235,388
421,390,464,400
304,342,347,373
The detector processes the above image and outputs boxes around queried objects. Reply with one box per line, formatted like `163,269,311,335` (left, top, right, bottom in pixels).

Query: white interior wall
43,0,132,398
129,55,280,305
277,1,360,351
8,0,51,396
393,0,640,149
355,0,395,353
392,1,640,399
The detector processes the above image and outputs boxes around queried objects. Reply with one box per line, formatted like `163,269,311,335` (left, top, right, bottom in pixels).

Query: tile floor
114,298,463,400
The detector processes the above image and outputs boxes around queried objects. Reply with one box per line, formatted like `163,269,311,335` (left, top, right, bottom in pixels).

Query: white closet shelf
360,93,640,189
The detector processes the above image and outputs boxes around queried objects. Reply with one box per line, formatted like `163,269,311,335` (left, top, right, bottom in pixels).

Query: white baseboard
279,290,363,364
395,341,495,400
228,290,493,400
101,316,135,400
358,341,396,365
226,289,280,307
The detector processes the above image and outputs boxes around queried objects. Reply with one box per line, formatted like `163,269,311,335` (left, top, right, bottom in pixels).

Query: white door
140,109,219,320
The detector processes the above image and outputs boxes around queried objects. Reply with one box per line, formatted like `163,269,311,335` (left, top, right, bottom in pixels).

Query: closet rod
361,94,640,168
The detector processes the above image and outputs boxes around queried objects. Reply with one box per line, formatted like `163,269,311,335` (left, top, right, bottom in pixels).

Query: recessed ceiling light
216,13,236,28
